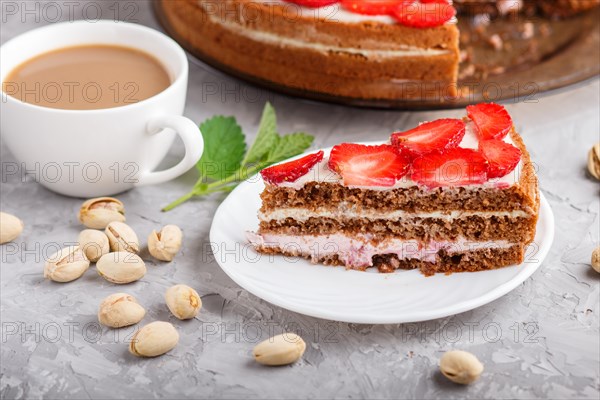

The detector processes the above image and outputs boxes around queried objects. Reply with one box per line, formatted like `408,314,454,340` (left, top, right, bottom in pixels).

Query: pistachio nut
44,246,90,283
165,284,202,320
129,321,179,357
105,221,139,253
439,350,484,385
588,143,600,180
148,225,183,262
96,251,146,284
98,293,146,328
253,333,306,366
0,212,24,244
592,246,600,273
79,197,125,229
78,229,110,262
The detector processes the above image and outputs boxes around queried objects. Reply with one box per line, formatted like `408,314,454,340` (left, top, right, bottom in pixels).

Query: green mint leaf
264,132,314,164
196,116,246,181
163,103,315,212
242,102,278,165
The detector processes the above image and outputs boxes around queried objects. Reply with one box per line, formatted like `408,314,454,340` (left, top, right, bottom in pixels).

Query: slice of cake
159,0,461,100
248,103,540,275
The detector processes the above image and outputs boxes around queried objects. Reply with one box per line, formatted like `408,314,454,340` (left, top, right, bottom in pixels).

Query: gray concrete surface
1,1,599,399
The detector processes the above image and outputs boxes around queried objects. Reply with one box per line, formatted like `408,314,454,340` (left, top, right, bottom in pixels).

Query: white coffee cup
0,20,204,197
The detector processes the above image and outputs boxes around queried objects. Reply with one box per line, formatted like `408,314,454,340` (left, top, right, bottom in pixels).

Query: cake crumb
459,50,470,63
488,34,504,51
459,64,476,80
539,23,551,37
497,0,523,15
473,14,491,28
521,22,534,39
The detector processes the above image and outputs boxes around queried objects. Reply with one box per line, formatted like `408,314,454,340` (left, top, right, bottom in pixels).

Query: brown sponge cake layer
259,214,536,243
159,0,460,99
184,24,459,82
260,181,537,213
254,243,524,276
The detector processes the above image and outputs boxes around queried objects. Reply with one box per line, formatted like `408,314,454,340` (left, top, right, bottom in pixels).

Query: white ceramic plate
210,168,554,324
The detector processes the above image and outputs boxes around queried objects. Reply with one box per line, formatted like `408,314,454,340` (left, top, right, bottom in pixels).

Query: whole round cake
159,0,599,101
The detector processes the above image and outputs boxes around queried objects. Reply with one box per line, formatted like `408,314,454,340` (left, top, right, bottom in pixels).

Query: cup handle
134,115,204,187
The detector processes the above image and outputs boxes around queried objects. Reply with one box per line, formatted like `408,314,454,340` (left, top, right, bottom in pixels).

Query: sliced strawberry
466,103,513,140
328,143,410,187
391,0,456,28
284,0,340,7
411,148,489,188
479,139,521,178
261,150,324,185
390,119,466,159
341,0,404,15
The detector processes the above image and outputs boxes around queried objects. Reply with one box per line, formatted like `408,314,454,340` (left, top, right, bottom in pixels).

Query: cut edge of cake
159,0,599,102
248,103,540,276
159,0,461,100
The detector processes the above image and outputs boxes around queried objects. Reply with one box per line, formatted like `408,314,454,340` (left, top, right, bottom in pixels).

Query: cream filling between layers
259,207,531,223
197,1,451,59
250,0,398,24
247,232,515,268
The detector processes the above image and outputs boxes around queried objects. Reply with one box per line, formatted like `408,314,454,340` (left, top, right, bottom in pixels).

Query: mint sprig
162,103,314,211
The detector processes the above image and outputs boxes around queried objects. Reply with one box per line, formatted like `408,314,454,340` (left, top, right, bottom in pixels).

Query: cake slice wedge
248,103,539,275
159,0,461,100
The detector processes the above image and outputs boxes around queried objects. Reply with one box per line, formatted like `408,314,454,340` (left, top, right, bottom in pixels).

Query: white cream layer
278,122,523,191
250,0,397,24
247,232,514,268
248,0,457,25
259,207,531,223
198,1,451,59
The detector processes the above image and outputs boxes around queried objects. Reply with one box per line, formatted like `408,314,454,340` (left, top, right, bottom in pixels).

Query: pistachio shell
0,212,24,244
165,284,202,320
98,293,146,328
253,333,306,366
78,229,110,262
79,197,125,229
129,321,179,357
96,252,146,284
588,143,600,180
44,246,90,283
592,247,600,273
105,221,139,254
439,350,484,384
148,225,183,262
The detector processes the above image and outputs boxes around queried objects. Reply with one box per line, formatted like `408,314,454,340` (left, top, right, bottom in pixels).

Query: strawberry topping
411,148,489,188
341,0,404,15
479,139,522,178
284,0,340,7
328,143,410,187
466,103,513,140
390,119,466,159
261,150,324,185
391,0,456,28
